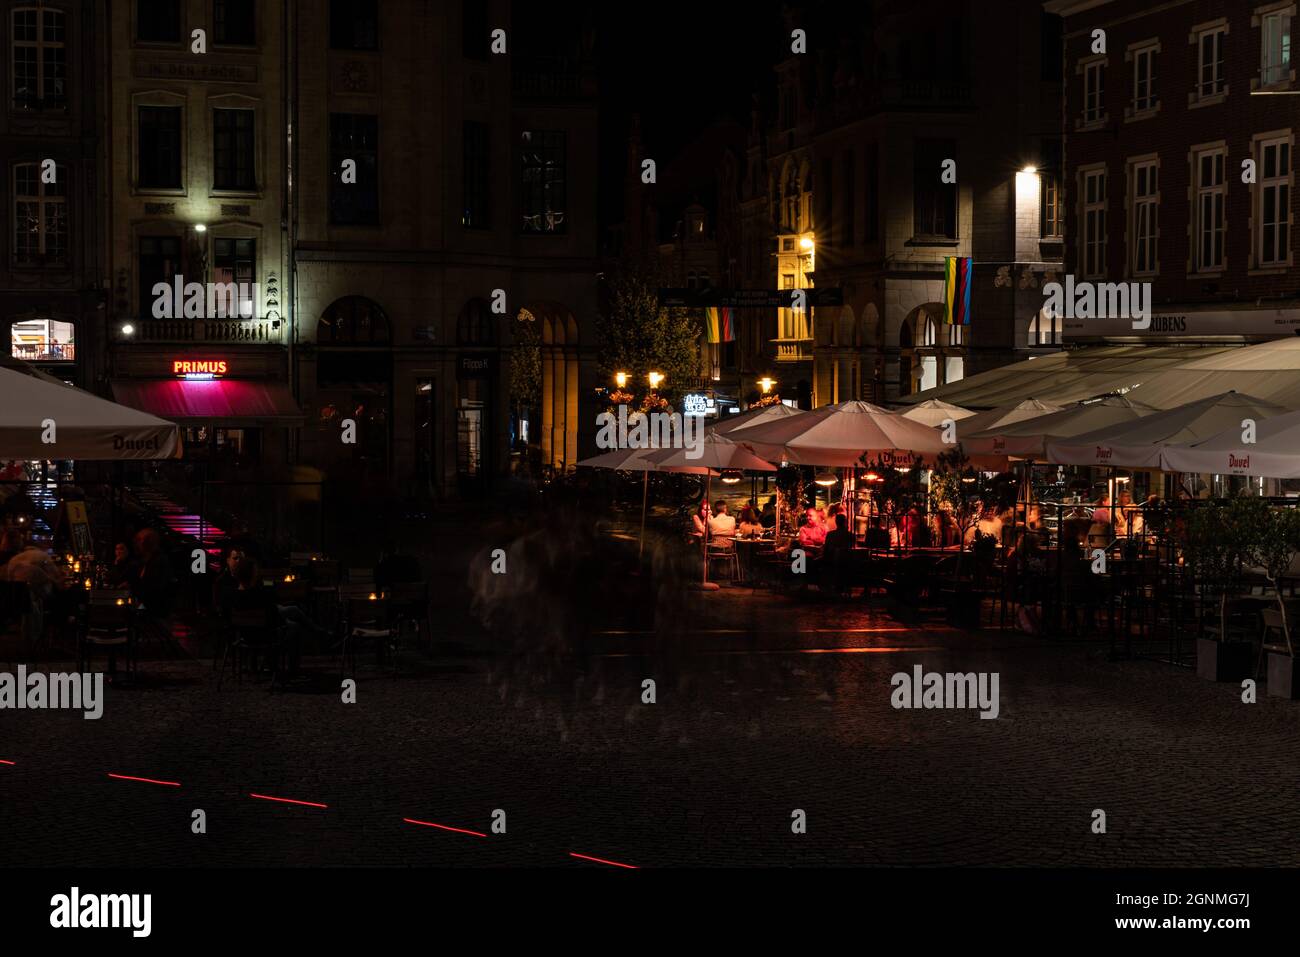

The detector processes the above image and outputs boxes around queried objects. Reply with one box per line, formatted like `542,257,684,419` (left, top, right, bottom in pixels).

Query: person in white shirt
708,500,737,538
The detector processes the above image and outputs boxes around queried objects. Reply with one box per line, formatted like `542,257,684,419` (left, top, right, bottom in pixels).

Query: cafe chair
387,582,433,654
706,539,741,584
77,595,135,676
341,596,397,676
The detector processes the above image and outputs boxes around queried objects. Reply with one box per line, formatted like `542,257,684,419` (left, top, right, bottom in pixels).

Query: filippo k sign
173,359,228,380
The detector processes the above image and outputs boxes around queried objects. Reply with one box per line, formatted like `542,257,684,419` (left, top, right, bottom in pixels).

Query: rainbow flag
944,257,973,326
705,307,735,343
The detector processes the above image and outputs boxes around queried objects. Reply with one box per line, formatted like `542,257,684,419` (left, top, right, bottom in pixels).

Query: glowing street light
648,371,664,390
758,377,776,394
193,223,207,233
614,371,628,389
799,237,814,251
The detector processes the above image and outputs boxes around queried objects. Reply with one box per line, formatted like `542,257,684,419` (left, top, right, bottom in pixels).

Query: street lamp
193,223,207,233
758,377,776,394
614,371,628,389
648,371,664,390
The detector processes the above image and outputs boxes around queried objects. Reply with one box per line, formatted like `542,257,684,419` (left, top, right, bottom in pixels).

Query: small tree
596,262,700,405
1186,502,1252,644
859,454,923,545
929,447,982,551
1238,499,1300,655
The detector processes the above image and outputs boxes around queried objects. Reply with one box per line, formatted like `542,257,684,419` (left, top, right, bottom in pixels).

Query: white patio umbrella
738,400,947,467
962,395,1157,460
708,402,806,437
899,398,976,428
575,446,715,560
953,398,1063,440
644,435,776,589
1161,407,1300,477
1047,391,1289,468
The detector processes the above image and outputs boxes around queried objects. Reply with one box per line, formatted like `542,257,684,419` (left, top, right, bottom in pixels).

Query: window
11,318,74,362
520,130,566,234
138,106,183,189
213,109,256,191
212,238,256,317
330,0,378,51
329,113,379,225
463,0,488,59
462,121,490,228
1259,137,1291,266
842,151,855,247
1081,167,1107,277
13,163,67,265
137,0,180,43
865,145,879,243
1262,10,1292,87
1132,44,1157,112
1197,26,1226,99
12,7,66,111
213,0,255,45
138,236,182,318
1041,139,1063,239
913,138,957,239
1083,59,1105,123
1194,149,1226,272
1130,161,1158,275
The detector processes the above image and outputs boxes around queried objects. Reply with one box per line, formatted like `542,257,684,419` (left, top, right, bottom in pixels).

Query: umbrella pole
639,470,649,562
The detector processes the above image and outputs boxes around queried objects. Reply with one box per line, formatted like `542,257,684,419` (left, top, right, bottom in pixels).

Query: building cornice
1044,0,1116,14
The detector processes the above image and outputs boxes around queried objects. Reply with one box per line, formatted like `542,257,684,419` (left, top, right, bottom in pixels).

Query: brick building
1048,0,1300,343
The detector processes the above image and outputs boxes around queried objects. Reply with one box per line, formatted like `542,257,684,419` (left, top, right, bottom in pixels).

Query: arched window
13,162,67,264
456,298,497,346
317,296,390,344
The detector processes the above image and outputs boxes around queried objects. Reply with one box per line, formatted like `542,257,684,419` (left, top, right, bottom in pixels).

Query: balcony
121,318,284,345
772,338,814,363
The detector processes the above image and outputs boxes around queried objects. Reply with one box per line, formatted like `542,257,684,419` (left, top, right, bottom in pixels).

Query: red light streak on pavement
249,793,328,808
107,773,181,787
0,759,15,765
402,818,487,837
569,852,638,869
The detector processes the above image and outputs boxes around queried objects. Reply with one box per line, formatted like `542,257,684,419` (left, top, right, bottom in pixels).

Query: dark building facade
2,0,105,391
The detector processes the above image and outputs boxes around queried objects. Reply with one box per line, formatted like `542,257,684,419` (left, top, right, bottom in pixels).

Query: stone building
739,0,1066,407
290,0,599,498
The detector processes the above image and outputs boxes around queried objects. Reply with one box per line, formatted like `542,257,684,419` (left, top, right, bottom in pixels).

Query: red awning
112,379,305,427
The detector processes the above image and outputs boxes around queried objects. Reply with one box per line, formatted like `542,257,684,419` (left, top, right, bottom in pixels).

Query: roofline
1043,0,1116,15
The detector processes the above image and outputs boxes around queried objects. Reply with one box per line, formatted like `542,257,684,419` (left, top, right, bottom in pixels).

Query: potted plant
1188,500,1255,682
1238,499,1300,697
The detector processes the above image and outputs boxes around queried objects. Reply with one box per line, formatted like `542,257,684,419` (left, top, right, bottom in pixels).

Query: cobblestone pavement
4,576,1300,868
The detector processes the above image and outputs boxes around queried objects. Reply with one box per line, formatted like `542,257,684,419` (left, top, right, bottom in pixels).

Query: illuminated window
11,6,65,111
11,318,74,361
13,162,67,265
1261,10,1292,88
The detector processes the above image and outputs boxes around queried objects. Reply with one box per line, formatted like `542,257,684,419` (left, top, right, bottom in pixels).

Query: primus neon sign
173,359,228,380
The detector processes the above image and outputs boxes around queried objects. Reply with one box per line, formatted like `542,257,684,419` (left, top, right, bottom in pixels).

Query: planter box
1267,653,1300,699
1196,638,1254,682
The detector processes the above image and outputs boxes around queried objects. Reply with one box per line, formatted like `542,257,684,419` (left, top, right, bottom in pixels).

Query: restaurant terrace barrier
124,318,283,344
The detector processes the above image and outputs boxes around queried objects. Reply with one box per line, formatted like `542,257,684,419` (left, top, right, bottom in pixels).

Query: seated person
0,528,24,569
691,500,712,538
759,497,777,530
737,504,763,537
797,507,826,549
210,547,244,618
130,528,176,622
106,541,140,590
824,513,854,556
708,500,737,538
864,518,891,550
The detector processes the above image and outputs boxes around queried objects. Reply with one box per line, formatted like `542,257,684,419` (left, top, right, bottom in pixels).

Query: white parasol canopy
962,395,1157,460
1160,407,1300,477
737,400,947,467
643,433,777,472
0,365,180,460
707,402,806,437
898,398,976,428
1047,391,1289,468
